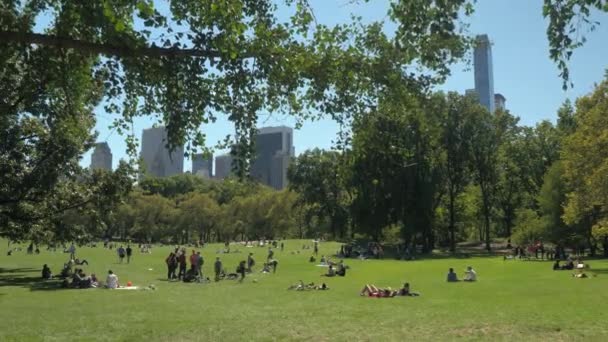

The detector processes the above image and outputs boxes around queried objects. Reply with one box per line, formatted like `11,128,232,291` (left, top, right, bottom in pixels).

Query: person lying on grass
360,284,397,297
288,281,330,291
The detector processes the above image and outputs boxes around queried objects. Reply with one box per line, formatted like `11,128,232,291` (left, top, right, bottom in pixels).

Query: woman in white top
463,266,477,282
106,270,119,289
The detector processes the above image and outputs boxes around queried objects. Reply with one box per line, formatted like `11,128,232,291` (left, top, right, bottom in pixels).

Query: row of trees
57,176,299,244
289,75,608,255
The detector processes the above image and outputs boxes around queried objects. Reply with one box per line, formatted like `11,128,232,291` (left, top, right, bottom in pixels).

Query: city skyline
80,1,608,171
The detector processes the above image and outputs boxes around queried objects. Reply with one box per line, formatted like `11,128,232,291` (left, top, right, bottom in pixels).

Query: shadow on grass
0,267,66,291
0,267,37,274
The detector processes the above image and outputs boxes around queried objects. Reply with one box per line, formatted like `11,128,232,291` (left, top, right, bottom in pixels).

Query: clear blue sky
81,0,608,171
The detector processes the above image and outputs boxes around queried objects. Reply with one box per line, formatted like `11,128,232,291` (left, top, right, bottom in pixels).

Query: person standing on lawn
126,245,133,264
214,257,222,282
117,246,126,263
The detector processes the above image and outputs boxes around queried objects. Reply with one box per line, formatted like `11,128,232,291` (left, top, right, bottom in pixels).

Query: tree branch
0,31,237,59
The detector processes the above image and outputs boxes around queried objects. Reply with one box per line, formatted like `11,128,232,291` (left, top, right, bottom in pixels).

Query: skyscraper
140,126,184,178
473,34,495,113
192,153,213,178
90,142,112,171
214,154,233,179
250,126,294,190
494,93,506,111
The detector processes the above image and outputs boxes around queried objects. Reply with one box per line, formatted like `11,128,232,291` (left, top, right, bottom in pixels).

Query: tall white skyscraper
473,34,495,113
140,126,184,178
90,142,112,171
250,126,295,190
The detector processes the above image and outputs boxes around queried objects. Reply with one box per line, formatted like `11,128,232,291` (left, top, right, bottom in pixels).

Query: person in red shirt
189,250,198,270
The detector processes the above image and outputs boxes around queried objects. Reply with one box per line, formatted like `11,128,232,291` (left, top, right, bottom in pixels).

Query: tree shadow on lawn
0,267,67,291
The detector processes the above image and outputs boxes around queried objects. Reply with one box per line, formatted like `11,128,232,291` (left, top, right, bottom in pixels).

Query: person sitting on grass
397,282,420,296
316,283,329,290
336,261,346,277
323,265,336,277
309,255,316,263
359,284,396,298
463,266,477,282
183,266,199,283
261,263,271,273
553,260,561,270
105,270,119,289
447,268,458,282
74,258,89,266
90,273,99,287
563,259,574,270
59,263,73,278
320,255,326,265
78,270,93,288
42,264,53,280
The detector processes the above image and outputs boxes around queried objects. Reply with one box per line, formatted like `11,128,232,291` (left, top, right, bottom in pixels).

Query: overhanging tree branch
0,31,244,59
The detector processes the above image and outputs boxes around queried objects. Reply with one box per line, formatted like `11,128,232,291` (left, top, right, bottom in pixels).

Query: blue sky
81,0,608,171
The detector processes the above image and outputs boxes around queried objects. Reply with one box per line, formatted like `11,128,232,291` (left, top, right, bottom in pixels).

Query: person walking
126,245,133,264
247,253,255,272
238,260,246,283
214,257,222,282
68,243,76,260
117,246,126,263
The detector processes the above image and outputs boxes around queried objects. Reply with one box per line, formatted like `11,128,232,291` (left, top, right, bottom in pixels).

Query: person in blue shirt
447,268,458,282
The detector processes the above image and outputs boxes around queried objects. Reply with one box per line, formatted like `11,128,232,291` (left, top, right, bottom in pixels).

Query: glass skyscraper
473,34,495,113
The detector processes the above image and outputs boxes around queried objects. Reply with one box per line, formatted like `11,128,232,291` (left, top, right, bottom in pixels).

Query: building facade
214,154,233,179
90,142,112,171
192,153,213,178
250,126,294,190
140,127,184,178
494,93,506,111
473,34,495,113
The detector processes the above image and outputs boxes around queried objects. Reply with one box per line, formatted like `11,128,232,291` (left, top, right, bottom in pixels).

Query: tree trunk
603,236,608,258
449,191,456,253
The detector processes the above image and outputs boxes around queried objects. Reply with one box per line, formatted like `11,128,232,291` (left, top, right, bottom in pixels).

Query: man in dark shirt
178,252,187,280
247,253,255,272
214,257,222,282
126,245,133,264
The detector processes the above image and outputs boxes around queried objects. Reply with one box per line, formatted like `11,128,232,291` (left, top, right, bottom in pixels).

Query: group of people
42,262,120,289
553,258,591,278
117,245,133,263
166,248,204,282
446,266,477,282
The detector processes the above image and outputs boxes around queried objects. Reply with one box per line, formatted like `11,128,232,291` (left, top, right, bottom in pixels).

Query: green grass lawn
1,240,608,341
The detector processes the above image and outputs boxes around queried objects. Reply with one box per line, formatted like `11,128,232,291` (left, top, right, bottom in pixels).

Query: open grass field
1,240,608,341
